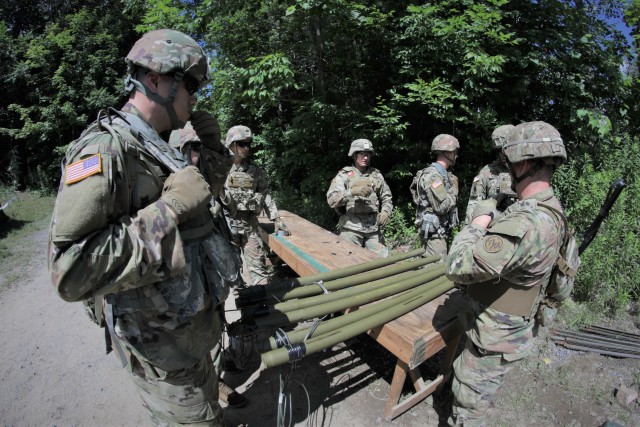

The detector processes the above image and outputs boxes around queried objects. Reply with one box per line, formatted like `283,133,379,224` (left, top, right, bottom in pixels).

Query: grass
0,188,55,287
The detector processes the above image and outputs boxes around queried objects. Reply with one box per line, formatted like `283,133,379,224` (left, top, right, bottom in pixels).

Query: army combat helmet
503,121,566,165
348,139,374,156
503,121,566,185
225,125,253,148
124,29,211,129
169,122,200,151
491,124,515,149
431,134,459,152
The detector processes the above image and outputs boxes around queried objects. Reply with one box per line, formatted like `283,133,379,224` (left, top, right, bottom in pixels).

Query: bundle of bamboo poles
235,249,455,368
552,325,640,359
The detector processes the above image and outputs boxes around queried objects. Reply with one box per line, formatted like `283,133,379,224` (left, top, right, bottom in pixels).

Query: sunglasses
183,75,201,96
236,140,252,148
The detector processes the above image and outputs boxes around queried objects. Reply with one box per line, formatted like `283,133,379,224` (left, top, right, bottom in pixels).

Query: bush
554,135,640,314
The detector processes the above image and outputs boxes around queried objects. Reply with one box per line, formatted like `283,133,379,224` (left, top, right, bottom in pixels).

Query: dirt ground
1,225,639,426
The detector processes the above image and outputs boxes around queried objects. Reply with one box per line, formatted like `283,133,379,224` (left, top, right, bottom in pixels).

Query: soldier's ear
145,72,161,93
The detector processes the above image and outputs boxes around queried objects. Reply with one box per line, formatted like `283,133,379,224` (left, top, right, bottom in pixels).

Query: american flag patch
432,179,443,189
65,154,102,185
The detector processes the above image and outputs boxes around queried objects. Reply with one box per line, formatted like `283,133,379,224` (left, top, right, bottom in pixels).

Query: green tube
260,276,450,352
261,279,454,367
236,248,427,307
266,263,445,315
254,265,446,328
278,255,440,301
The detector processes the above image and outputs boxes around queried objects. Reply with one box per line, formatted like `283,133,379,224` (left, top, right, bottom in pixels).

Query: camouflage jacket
445,188,563,357
410,164,459,238
464,159,512,224
220,159,279,235
48,106,239,371
326,166,393,233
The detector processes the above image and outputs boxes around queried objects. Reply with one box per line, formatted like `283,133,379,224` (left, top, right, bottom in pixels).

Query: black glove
190,111,224,153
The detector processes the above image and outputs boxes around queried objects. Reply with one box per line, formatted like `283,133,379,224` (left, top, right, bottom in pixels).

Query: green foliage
0,1,140,190
383,204,419,250
0,187,55,287
553,135,640,314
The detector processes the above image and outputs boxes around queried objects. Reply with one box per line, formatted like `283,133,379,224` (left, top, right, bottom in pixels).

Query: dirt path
1,227,639,427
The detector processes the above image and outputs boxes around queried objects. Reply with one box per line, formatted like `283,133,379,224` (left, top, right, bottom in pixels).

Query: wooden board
258,210,463,420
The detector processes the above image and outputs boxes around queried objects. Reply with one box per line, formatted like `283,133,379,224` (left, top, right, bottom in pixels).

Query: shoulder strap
431,162,451,189
538,202,578,278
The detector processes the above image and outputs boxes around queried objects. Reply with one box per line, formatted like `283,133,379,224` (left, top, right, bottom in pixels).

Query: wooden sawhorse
259,211,463,420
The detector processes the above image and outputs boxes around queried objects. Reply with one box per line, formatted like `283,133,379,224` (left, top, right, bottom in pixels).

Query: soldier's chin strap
507,158,548,185
124,71,186,129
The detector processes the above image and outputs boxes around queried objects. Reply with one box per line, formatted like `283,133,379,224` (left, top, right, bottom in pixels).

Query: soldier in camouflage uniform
464,125,516,224
410,134,460,259
220,125,289,286
445,121,568,426
48,29,241,426
169,125,249,409
326,139,393,257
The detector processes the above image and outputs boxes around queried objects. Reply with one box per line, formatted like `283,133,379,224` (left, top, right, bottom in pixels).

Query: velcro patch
431,179,443,189
65,154,102,185
347,170,355,176
483,235,504,253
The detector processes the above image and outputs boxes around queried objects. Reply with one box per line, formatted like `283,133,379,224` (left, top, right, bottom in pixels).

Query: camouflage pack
536,203,581,326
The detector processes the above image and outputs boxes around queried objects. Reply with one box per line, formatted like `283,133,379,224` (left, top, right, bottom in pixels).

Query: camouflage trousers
240,227,272,286
421,235,448,260
339,229,389,258
127,314,224,426
448,339,525,426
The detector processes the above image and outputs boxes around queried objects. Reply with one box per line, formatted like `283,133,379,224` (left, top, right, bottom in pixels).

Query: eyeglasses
183,75,201,96
236,140,252,148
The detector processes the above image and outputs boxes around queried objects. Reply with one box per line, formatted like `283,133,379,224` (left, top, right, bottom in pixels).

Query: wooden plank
258,210,463,420
259,211,380,276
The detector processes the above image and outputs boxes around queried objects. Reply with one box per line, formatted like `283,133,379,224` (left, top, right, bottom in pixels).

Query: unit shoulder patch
483,235,504,253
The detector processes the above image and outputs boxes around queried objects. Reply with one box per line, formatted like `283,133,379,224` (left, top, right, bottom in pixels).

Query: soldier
464,124,516,224
410,134,460,258
220,125,289,286
48,29,241,426
169,125,248,409
445,121,568,426
326,139,393,257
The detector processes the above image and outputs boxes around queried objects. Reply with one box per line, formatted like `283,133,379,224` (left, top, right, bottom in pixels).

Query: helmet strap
508,159,545,184
125,70,186,129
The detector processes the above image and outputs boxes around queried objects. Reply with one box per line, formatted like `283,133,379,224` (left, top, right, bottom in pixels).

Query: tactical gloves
274,218,291,236
349,178,373,198
496,190,518,210
190,111,224,153
160,166,212,224
377,211,390,228
471,198,498,222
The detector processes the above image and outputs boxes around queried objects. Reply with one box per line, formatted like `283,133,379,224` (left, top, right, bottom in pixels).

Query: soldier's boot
218,380,249,408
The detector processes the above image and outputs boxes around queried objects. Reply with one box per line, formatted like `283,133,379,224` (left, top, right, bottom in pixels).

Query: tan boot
218,380,249,408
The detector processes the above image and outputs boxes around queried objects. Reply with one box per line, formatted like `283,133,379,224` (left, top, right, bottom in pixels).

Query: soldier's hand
160,166,212,224
471,198,498,222
350,178,373,198
190,111,224,153
274,218,291,236
377,211,390,228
